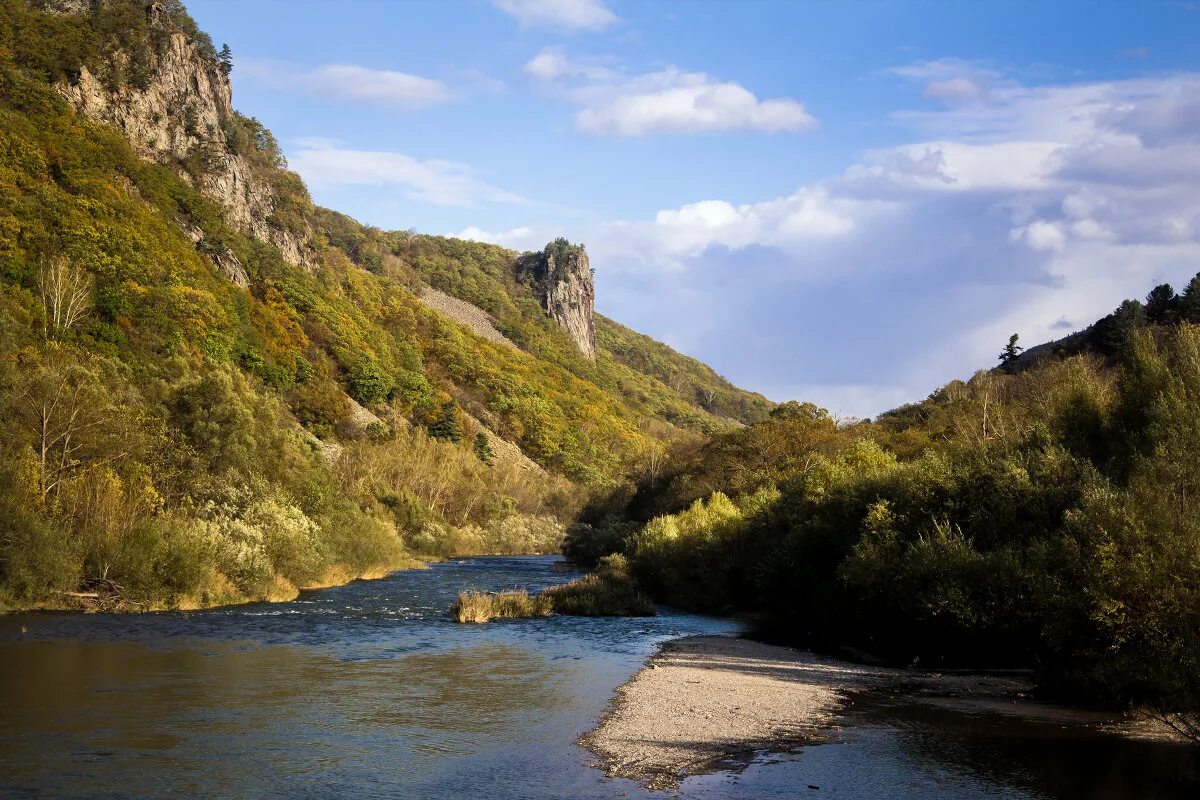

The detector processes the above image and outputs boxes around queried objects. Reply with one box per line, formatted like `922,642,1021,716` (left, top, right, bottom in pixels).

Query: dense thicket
572,284,1200,715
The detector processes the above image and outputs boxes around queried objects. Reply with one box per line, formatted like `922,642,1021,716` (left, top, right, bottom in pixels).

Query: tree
473,432,494,465
217,43,233,76
769,400,830,421
998,333,1023,371
37,257,92,336
1090,299,1146,357
1180,272,1200,324
428,402,462,443
6,349,137,503
1145,283,1180,325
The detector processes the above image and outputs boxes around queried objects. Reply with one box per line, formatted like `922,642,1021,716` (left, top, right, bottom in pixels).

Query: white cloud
1010,220,1066,252
571,68,815,136
523,47,616,81
525,50,815,137
493,0,616,31
296,65,454,109
470,72,1200,416
289,141,526,207
453,226,538,248
240,60,456,110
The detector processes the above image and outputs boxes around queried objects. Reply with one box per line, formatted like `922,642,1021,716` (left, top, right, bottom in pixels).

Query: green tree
998,333,1023,371
348,358,394,406
1145,283,1180,325
217,43,233,75
1090,299,1146,357
1180,272,1200,324
428,402,462,443
473,432,494,465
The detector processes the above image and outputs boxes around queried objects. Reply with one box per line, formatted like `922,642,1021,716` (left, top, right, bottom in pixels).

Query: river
0,556,1196,798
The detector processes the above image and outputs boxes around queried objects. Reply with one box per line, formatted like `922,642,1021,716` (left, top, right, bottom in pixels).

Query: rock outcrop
53,12,313,268
512,240,596,359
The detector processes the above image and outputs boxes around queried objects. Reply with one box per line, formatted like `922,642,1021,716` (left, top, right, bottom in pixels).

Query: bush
544,554,655,616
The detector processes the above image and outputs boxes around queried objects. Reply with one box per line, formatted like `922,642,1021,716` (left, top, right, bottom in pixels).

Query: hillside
0,0,769,610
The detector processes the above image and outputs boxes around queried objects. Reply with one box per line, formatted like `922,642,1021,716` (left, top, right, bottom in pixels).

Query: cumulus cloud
571,69,815,136
464,72,1200,417
493,0,616,31
289,141,526,207
240,60,456,110
524,49,815,137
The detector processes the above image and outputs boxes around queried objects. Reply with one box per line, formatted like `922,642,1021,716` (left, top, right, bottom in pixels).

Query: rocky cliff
512,240,597,359
52,4,313,271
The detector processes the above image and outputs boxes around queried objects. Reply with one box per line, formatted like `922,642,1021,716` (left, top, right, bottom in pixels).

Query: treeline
571,280,1200,715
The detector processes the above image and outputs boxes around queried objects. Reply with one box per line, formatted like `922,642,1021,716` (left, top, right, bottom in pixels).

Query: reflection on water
0,556,1196,799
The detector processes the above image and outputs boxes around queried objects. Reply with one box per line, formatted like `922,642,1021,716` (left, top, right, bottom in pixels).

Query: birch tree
37,258,92,335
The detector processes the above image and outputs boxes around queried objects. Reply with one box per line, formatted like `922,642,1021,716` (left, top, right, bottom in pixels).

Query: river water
0,556,1196,799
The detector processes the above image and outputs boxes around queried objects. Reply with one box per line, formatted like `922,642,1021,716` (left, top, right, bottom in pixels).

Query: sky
186,0,1200,418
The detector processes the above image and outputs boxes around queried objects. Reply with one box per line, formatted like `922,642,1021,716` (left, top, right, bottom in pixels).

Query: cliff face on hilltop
512,239,597,359
52,2,313,270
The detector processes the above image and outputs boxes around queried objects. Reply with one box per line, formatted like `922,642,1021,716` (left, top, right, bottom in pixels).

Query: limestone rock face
513,242,596,359
55,27,313,268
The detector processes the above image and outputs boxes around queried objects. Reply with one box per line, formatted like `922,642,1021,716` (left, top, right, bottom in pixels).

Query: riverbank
0,555,429,614
582,635,1181,790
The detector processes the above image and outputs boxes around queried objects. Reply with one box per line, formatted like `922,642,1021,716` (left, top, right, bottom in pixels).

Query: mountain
0,0,770,610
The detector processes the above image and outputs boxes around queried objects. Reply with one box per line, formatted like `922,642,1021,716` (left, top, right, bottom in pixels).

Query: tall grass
450,589,552,623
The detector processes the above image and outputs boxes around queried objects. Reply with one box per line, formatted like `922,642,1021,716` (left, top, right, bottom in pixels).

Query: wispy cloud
241,59,457,110
889,58,1005,104
523,47,617,81
492,0,616,31
289,140,527,207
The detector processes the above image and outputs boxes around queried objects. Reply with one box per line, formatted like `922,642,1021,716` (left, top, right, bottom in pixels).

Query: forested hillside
0,0,768,610
571,277,1200,721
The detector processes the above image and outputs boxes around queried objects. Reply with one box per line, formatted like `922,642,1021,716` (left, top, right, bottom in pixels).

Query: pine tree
473,432,494,465
1145,283,1180,325
428,401,462,443
1180,272,1200,324
1090,299,1146,357
998,333,1023,371
218,44,233,76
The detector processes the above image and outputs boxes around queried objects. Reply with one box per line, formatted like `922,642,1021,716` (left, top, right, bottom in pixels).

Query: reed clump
451,589,553,623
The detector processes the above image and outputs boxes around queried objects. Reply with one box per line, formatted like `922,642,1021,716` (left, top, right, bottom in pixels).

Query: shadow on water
0,555,1197,799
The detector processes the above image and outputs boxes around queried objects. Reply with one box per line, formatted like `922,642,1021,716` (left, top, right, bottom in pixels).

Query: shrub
544,554,655,616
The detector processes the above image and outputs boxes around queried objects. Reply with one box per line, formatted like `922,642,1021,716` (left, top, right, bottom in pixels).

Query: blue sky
187,0,1200,417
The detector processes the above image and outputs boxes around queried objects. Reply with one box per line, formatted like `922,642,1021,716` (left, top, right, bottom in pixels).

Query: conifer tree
473,432,494,465
428,401,462,443
218,43,233,76
1145,283,1180,325
1180,273,1200,324
998,333,1023,371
